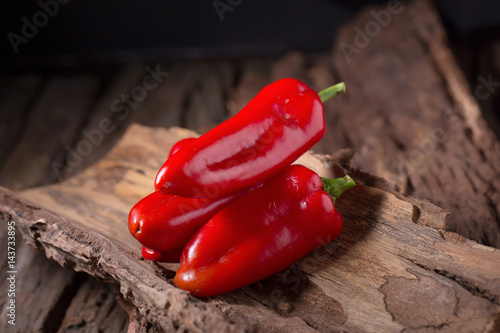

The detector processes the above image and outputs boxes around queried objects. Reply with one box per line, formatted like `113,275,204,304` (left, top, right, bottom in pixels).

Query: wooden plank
0,123,498,332
0,74,42,180
270,50,308,83
64,63,148,178
312,0,500,247
226,59,271,117
0,221,130,333
57,276,129,333
0,75,100,190
126,60,235,134
123,62,187,130
183,60,236,133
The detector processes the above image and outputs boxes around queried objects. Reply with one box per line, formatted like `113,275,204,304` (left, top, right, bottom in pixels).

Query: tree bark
1,124,498,333
324,0,500,247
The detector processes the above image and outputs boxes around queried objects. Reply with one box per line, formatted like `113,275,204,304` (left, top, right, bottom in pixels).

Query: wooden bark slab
324,0,500,248
0,215,133,333
1,123,499,332
57,276,130,333
0,225,80,332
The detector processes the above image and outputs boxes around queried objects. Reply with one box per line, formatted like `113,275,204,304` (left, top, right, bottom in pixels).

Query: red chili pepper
141,246,183,263
173,164,355,297
128,184,253,253
129,137,247,261
155,79,345,198
168,137,196,157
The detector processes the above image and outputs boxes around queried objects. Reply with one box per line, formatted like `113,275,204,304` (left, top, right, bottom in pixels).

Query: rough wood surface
1,0,499,250
0,222,80,332
0,75,100,190
1,123,499,333
325,0,500,247
57,277,129,333
0,215,131,333
0,74,42,178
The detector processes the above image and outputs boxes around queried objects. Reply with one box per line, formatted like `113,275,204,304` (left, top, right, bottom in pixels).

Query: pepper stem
318,82,346,103
321,175,356,204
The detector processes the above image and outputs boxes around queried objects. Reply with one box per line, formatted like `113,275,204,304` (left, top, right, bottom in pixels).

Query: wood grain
57,277,129,333
324,0,500,247
0,74,42,177
0,75,100,190
0,223,80,332
1,123,498,332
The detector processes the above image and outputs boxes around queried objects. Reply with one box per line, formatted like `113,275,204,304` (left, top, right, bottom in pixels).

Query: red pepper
128,189,248,253
155,79,345,198
141,246,183,263
174,164,355,297
168,137,196,157
129,137,248,261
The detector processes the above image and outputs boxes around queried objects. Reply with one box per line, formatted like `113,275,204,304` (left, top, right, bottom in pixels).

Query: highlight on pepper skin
128,210,142,239
154,78,328,199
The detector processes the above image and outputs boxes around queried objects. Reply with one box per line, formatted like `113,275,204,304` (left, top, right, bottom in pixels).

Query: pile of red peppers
128,78,355,297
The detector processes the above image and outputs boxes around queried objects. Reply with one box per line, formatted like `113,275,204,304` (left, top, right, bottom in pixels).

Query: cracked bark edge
379,266,500,332
325,148,449,230
0,188,248,333
399,254,499,306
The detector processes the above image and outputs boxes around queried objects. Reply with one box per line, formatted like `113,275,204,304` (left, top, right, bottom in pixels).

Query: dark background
1,0,500,133
0,1,499,66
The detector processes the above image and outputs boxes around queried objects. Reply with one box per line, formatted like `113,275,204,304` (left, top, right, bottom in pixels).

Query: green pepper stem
321,175,356,203
318,82,346,104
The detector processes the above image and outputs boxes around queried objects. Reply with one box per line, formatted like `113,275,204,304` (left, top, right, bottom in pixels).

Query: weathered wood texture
323,0,500,248
0,1,499,332
0,75,100,190
0,221,78,332
0,216,131,333
1,124,499,333
0,74,42,179
57,277,130,333
1,1,498,249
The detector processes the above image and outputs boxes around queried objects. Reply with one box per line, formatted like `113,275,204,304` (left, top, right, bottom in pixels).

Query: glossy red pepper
168,137,196,157
129,136,259,256
155,78,345,198
129,137,247,261
174,164,355,297
141,246,183,263
128,189,248,252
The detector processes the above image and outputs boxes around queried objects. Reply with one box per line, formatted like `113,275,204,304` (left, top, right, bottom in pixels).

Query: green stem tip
318,82,346,103
321,175,356,203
